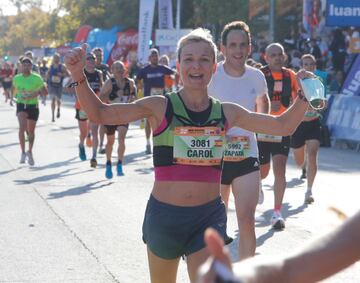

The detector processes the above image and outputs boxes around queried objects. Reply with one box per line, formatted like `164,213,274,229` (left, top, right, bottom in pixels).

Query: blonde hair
176,28,217,63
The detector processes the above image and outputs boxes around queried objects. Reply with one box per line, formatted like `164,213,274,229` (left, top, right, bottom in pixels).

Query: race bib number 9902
173,127,224,166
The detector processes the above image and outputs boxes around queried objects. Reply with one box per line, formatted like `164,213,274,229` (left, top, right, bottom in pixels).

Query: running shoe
79,144,86,161
145,144,152,154
86,136,93,147
27,151,35,166
304,191,314,204
116,163,124,176
258,184,264,205
224,234,233,245
271,211,285,230
300,168,307,179
105,162,113,179
20,152,26,164
98,147,106,154
56,108,60,118
90,158,97,168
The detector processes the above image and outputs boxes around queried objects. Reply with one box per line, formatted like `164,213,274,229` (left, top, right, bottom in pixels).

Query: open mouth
189,74,204,80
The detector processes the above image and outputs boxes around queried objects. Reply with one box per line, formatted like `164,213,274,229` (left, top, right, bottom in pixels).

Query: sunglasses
86,57,95,61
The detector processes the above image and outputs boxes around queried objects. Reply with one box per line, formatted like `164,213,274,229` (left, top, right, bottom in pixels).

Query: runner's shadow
30,157,79,171
0,167,21,176
50,126,78,131
281,202,307,220
0,142,18,149
47,180,113,199
123,151,152,165
14,169,91,184
0,130,14,135
287,177,305,188
134,167,154,175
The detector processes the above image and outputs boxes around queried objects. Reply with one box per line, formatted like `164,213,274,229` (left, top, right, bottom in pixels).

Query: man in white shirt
208,21,269,260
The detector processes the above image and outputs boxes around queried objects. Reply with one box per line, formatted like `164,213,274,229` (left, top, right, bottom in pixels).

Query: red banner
107,29,138,67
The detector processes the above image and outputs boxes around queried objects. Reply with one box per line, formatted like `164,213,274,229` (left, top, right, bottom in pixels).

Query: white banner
156,29,192,46
158,0,174,29
176,0,181,30
137,0,156,64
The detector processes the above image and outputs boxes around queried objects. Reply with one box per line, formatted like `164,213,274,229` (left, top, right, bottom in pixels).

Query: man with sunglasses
12,56,47,166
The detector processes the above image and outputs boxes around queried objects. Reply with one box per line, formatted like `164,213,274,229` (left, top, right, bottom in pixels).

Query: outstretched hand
64,43,88,80
197,228,235,283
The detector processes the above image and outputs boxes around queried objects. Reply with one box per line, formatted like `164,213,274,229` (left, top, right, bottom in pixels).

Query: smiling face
301,56,316,72
178,41,216,91
222,29,251,70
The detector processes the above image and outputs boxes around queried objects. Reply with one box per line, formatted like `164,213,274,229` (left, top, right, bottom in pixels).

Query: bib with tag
51,75,61,83
173,126,224,166
257,133,282,143
152,92,227,170
223,136,250,161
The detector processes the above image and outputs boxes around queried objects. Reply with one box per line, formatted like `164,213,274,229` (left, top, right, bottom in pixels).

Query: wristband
68,76,87,88
297,89,307,102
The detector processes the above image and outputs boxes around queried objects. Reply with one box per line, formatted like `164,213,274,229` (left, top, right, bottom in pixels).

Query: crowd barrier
326,95,360,147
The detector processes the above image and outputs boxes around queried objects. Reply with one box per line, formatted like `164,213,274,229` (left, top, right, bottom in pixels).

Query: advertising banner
326,0,360,27
158,0,174,29
341,55,360,96
86,26,119,63
107,29,138,66
327,95,360,141
155,29,192,46
137,0,156,64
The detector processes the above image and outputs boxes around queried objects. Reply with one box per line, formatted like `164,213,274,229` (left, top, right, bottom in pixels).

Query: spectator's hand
64,44,87,81
197,228,235,283
296,69,316,84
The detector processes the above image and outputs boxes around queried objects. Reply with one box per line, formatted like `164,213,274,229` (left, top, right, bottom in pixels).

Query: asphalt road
0,96,359,282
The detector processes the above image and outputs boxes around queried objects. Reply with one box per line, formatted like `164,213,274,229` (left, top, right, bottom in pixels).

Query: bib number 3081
173,126,224,166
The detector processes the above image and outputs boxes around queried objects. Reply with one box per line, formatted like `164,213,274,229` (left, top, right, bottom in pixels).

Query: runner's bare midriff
152,181,220,206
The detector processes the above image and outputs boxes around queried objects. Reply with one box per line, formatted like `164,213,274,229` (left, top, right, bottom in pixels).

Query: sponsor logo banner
327,95,360,142
326,0,360,27
137,0,156,64
341,55,360,96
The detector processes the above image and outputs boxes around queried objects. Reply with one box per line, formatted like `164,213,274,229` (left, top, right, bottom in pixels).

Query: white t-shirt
208,63,268,158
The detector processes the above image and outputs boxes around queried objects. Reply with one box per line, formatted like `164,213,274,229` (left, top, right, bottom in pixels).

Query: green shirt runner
13,73,45,105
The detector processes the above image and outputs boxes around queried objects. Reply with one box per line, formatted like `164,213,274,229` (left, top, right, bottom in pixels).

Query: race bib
257,133,282,143
150,87,164,96
223,136,250,162
79,110,88,119
173,126,224,166
51,75,61,83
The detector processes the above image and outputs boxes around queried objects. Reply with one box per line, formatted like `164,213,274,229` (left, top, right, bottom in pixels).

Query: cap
21,56,33,64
